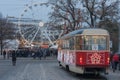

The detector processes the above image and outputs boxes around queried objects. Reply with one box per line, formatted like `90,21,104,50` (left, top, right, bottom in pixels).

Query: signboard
92,44,98,50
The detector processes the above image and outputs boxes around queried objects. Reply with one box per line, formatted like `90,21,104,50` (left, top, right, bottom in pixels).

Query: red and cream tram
57,28,110,74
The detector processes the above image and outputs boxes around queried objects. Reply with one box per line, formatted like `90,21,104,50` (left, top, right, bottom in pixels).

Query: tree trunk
0,39,3,55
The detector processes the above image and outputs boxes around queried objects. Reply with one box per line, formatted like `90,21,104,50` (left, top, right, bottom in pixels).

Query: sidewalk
0,54,11,60
108,66,120,74
106,68,120,80
0,54,3,59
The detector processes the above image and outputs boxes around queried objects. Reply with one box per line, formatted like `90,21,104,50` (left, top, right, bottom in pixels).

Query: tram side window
62,40,69,49
58,40,62,49
65,40,69,49
98,37,107,50
83,36,92,50
75,36,82,50
69,37,74,50
62,40,66,49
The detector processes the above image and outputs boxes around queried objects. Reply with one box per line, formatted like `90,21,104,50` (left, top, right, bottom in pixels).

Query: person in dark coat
12,50,17,66
43,48,47,59
3,50,6,59
38,48,43,60
112,53,119,72
119,54,120,70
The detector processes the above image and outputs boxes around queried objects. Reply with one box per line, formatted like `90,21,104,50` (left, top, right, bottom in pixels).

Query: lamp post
0,19,2,55
118,26,120,54
0,13,3,55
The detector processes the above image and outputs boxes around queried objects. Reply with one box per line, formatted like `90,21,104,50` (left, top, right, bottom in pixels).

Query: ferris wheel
18,2,52,47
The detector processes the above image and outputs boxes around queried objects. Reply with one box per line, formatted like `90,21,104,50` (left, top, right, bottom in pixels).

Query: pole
118,25,120,54
0,18,3,55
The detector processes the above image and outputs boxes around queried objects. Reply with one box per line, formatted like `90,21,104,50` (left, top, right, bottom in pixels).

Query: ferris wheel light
34,4,38,7
39,22,44,27
21,14,24,16
24,9,27,12
29,6,32,9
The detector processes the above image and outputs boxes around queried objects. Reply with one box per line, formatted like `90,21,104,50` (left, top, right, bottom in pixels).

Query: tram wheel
58,61,62,66
66,65,69,71
94,72,100,76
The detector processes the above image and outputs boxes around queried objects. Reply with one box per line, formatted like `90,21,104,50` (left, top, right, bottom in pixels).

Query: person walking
12,50,17,66
38,48,43,60
112,53,119,72
41,48,46,59
119,54,120,71
3,50,6,59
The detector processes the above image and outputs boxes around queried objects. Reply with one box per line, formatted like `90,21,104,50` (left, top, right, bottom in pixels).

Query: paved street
0,57,80,80
0,56,120,80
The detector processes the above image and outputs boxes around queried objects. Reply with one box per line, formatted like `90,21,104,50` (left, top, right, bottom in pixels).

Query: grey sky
0,0,50,21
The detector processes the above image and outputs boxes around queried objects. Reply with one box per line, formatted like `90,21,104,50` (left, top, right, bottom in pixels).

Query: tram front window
75,36,108,50
83,36,108,50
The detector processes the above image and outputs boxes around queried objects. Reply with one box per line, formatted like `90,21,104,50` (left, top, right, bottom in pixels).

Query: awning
40,45,49,48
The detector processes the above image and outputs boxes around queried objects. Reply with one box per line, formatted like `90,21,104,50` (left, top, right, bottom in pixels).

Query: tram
57,28,110,74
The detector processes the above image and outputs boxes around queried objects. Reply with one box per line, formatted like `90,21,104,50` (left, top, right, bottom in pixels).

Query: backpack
113,54,119,62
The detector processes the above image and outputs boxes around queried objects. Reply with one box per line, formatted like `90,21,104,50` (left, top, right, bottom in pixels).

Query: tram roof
60,28,109,39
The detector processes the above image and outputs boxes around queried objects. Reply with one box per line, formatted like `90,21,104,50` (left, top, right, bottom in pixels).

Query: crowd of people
2,47,58,66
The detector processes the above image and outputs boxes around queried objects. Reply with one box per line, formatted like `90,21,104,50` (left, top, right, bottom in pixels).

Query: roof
60,28,109,39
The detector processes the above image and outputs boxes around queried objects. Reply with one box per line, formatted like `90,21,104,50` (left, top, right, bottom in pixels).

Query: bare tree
81,0,120,28
48,0,82,33
0,18,16,55
48,0,120,31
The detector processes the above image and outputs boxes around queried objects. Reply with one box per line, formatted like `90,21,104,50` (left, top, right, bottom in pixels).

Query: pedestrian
38,48,43,60
112,53,119,72
43,48,47,59
110,51,114,69
7,50,10,59
3,50,6,59
32,52,36,59
12,50,17,66
119,54,120,71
